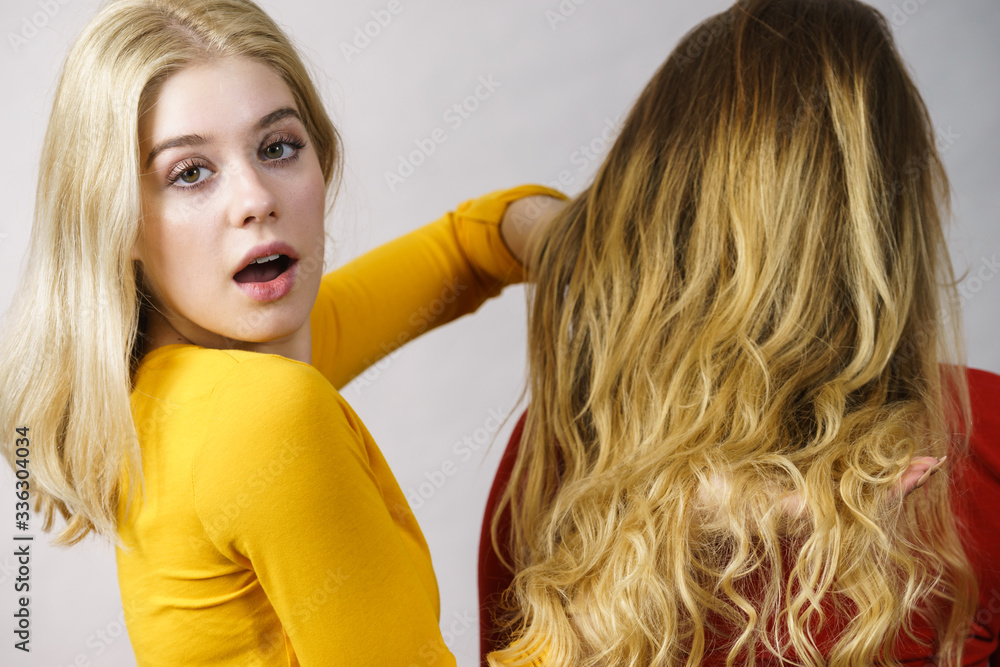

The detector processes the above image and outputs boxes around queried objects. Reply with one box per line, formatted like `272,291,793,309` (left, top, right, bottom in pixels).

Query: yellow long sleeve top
117,184,564,666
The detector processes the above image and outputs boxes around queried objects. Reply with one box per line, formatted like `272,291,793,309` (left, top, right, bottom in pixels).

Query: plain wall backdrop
0,0,997,664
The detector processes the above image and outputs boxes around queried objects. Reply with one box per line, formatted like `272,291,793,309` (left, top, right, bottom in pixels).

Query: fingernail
930,456,948,475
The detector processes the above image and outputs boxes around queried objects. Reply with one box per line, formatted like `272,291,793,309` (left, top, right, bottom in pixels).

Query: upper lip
234,241,299,277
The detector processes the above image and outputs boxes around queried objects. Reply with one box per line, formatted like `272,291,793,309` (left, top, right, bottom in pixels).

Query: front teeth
252,253,281,264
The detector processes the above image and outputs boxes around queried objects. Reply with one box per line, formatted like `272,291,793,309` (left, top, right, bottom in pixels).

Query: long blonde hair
0,0,341,548
490,0,976,664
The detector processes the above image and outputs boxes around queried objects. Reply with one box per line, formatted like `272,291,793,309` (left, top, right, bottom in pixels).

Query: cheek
285,158,327,247
292,158,327,221
140,209,223,305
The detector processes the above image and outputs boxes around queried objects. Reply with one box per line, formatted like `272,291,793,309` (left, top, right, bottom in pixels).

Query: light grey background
0,0,996,665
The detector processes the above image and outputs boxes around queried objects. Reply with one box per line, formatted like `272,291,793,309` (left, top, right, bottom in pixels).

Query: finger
902,456,947,497
900,456,938,494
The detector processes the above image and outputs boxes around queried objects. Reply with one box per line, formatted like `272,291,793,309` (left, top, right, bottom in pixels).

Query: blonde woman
480,0,1000,665
0,0,563,664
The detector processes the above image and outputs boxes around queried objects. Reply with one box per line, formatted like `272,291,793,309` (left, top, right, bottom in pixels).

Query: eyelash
165,133,308,191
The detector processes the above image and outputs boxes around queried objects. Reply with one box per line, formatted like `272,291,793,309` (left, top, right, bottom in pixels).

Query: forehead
140,57,298,143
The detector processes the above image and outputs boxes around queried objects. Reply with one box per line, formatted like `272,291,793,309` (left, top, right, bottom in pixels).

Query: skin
133,55,565,367
697,456,946,519
134,56,326,364
499,194,568,265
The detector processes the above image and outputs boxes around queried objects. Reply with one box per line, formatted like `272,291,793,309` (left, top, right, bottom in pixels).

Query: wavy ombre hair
489,0,976,665
0,0,340,547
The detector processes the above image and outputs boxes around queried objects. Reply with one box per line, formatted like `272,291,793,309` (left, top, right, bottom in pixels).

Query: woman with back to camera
479,0,1000,665
0,0,565,664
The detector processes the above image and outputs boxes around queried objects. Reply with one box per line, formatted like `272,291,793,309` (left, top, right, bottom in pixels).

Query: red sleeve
889,367,1000,665
954,367,1000,665
478,410,526,667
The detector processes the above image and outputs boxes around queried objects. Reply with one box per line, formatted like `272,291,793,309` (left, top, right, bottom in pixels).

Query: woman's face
134,56,326,358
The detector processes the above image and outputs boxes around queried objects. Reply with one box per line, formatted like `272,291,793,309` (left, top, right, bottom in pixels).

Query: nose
228,162,278,227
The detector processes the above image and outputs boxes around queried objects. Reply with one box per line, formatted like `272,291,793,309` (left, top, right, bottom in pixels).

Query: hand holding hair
499,195,569,267
698,456,949,520
901,455,947,496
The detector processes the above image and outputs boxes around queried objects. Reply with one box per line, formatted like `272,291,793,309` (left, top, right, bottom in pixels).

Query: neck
138,307,312,365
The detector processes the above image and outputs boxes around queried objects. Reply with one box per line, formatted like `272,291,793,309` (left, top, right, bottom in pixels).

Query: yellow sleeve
191,356,455,665
309,184,567,389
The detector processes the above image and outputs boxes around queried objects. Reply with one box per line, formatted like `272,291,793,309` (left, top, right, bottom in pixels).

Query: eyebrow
143,106,303,170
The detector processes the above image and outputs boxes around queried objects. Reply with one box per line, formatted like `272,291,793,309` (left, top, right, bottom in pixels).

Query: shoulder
966,366,1000,444
191,351,369,492
136,344,333,403
965,366,1000,467
189,353,378,547
966,365,1000,407
203,350,339,415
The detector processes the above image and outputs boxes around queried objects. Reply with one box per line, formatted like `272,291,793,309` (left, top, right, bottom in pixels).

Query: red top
478,367,1000,666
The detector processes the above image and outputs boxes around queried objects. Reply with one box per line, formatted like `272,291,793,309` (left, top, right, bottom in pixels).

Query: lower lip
234,259,299,303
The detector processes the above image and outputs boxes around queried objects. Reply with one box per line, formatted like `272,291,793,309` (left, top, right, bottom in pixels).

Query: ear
130,234,143,263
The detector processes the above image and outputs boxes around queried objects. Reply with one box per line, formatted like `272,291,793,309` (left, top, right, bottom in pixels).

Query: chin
229,312,306,344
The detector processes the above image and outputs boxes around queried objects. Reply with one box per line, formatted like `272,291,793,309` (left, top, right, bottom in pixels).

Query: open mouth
233,254,295,284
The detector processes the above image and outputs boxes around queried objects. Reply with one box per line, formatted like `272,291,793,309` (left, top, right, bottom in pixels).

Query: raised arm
308,184,567,390
498,193,569,267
